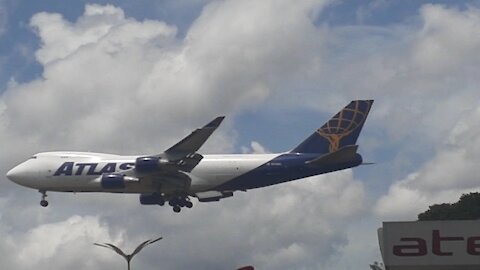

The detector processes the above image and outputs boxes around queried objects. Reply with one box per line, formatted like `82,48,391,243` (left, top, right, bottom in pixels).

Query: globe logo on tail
317,100,372,152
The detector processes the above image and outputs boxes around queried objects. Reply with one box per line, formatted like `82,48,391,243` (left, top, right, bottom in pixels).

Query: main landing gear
39,190,48,207
168,196,193,213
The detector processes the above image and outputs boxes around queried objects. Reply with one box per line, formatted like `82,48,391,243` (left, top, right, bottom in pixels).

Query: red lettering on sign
432,229,464,256
392,230,480,257
467,236,480,255
393,238,427,256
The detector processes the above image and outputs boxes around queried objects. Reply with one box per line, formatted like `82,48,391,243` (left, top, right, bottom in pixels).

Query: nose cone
6,160,41,188
7,166,21,182
6,164,26,184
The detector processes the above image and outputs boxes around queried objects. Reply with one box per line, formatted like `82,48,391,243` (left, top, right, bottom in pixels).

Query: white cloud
1,0,334,156
375,102,480,220
0,215,123,270
371,5,480,221
241,141,270,154
181,169,368,270
412,4,480,76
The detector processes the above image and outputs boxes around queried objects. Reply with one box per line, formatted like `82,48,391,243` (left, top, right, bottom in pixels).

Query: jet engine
135,156,167,173
101,173,138,189
139,193,165,205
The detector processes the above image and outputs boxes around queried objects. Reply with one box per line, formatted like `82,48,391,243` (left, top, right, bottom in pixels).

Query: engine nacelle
101,174,138,189
135,156,162,173
139,193,165,205
101,173,125,189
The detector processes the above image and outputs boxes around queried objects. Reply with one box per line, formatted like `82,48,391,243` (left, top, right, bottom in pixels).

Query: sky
1,0,480,269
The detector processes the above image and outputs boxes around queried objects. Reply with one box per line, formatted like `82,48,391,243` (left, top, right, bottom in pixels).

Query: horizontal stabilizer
306,145,358,165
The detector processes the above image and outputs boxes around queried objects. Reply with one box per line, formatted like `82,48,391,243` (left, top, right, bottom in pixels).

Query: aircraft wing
159,116,225,173
162,116,225,161
120,116,225,188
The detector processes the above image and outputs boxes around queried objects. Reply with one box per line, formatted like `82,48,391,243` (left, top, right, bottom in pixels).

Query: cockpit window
30,156,37,159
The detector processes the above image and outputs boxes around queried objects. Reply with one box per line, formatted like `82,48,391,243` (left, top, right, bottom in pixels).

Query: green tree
418,192,480,220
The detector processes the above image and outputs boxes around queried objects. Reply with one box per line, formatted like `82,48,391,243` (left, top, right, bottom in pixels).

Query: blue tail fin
291,100,373,154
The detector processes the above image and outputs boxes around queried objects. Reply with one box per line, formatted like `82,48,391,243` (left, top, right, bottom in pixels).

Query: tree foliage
418,192,480,221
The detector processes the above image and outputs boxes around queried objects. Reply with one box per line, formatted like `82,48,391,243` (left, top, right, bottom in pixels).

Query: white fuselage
7,151,278,194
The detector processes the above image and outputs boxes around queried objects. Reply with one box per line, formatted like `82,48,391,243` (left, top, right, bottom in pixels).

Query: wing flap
195,190,233,202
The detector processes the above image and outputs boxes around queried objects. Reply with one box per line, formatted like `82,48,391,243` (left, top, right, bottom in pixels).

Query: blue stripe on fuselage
215,153,362,191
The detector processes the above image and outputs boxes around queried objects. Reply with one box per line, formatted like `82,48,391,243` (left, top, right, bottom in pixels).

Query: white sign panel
381,221,480,267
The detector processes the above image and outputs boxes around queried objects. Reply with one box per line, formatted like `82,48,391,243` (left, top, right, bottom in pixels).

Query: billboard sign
380,221,480,267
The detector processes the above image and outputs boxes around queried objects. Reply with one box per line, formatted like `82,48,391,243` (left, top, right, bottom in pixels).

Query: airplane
6,100,373,213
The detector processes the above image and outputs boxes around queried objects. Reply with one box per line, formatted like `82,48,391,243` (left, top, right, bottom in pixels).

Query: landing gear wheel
173,205,181,213
178,200,186,207
39,190,48,207
168,199,177,207
185,201,193,208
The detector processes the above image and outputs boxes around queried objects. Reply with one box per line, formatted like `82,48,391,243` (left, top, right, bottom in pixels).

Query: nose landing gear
39,190,48,207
